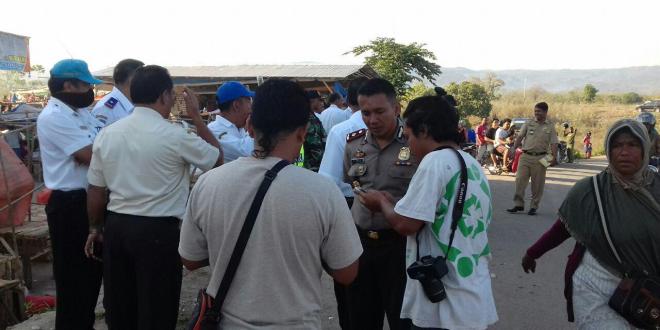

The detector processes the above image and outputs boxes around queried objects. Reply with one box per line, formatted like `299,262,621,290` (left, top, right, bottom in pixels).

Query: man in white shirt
320,92,350,133
319,78,367,206
37,59,105,330
357,95,498,330
92,59,144,127
207,81,255,163
84,65,222,329
495,118,512,167
179,79,362,329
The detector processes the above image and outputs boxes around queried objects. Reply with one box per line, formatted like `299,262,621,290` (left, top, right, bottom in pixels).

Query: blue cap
50,59,103,85
216,81,255,104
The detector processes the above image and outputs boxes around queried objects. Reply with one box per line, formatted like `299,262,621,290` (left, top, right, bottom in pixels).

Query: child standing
583,131,592,159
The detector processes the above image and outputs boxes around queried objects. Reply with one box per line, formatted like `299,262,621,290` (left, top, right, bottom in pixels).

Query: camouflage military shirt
303,113,326,172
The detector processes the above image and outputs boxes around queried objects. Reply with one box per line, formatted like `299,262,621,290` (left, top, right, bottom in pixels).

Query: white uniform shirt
319,104,351,133
92,87,133,127
37,98,102,191
87,106,220,219
207,115,253,163
319,111,366,197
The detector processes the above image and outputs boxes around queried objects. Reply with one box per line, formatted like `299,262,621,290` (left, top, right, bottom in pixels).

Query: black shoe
528,208,537,215
506,206,524,213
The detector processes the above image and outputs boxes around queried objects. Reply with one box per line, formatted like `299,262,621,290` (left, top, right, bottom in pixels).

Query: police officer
207,81,255,163
343,78,416,330
37,59,104,329
92,59,144,127
507,102,558,216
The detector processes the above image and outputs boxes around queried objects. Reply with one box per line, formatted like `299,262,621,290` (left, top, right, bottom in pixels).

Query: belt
356,226,401,242
523,151,547,156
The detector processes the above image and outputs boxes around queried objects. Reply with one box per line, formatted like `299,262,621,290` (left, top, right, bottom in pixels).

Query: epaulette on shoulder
346,129,367,142
104,97,118,109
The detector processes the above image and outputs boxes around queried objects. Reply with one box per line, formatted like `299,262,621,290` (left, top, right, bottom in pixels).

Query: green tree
347,37,441,95
401,82,435,104
30,64,45,73
445,81,492,118
583,84,598,103
470,72,505,100
620,92,643,104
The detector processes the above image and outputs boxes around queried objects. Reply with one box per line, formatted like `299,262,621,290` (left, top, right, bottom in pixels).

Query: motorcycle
486,146,513,175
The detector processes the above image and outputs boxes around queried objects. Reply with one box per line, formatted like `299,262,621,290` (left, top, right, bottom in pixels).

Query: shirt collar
213,115,237,129
48,97,81,115
110,87,133,110
350,110,362,120
365,118,406,146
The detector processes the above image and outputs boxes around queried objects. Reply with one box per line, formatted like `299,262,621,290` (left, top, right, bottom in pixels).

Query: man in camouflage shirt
303,91,326,171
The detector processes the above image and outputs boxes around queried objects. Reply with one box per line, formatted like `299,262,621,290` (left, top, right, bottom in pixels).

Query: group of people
475,117,518,170
35,56,658,330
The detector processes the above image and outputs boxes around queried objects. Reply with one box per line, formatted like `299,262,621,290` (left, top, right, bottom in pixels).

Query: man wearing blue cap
37,59,104,329
207,81,255,163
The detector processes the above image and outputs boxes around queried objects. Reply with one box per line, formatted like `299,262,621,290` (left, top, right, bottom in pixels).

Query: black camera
407,255,449,303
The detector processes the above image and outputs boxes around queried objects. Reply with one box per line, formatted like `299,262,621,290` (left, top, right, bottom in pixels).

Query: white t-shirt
319,104,350,133
37,98,102,191
494,128,509,147
179,157,363,329
394,149,498,329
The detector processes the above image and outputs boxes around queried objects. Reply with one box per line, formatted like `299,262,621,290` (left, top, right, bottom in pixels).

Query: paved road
319,158,608,330
13,158,608,330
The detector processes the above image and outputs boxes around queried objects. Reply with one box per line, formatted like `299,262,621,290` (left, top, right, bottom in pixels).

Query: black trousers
46,189,103,330
346,234,410,330
103,212,182,330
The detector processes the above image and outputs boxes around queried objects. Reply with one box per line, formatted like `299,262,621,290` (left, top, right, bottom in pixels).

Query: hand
522,254,536,273
182,87,201,119
357,190,387,212
84,230,103,261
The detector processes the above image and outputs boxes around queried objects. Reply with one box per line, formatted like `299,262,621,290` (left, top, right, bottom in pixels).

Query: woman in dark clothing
521,119,660,329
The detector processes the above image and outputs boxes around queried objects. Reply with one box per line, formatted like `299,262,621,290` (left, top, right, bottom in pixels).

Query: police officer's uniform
512,119,558,212
37,97,103,329
343,121,417,330
92,87,133,127
207,115,254,163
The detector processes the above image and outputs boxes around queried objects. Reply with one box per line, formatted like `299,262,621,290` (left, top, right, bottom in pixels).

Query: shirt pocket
388,165,415,180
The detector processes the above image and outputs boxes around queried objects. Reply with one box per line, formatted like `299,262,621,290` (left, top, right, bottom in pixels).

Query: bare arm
183,88,223,167
73,145,93,165
181,258,210,271
329,260,359,286
87,184,107,231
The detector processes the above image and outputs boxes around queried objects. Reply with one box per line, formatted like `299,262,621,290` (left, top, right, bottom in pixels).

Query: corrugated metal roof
94,64,378,80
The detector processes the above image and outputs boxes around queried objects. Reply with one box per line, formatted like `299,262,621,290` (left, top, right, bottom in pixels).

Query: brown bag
593,176,660,329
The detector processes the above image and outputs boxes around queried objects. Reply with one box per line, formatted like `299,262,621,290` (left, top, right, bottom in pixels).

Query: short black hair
501,118,511,124
328,92,342,103
306,90,321,100
113,59,144,85
358,78,396,102
251,79,310,157
47,77,84,94
535,102,549,112
403,95,461,144
346,78,367,106
130,65,173,104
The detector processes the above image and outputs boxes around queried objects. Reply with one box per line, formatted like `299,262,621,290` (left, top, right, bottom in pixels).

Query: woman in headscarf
520,119,660,329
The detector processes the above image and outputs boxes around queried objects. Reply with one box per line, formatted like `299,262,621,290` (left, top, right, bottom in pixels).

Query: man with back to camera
343,78,417,330
84,65,222,329
37,58,104,329
507,102,558,216
178,79,362,329
320,92,350,133
207,81,255,163
356,93,498,330
92,59,144,128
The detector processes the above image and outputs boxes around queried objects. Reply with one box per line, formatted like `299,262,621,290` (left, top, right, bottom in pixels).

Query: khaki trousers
513,153,548,209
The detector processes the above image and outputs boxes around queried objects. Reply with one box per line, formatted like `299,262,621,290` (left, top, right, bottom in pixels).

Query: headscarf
559,119,660,277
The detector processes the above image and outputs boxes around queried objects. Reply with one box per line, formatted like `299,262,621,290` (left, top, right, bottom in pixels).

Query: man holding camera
357,93,498,329
342,78,417,329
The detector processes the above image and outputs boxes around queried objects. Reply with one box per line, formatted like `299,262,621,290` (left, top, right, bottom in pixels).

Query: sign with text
0,31,30,72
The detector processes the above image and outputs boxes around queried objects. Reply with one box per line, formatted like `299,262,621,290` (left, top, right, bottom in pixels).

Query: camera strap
210,160,289,315
416,146,468,261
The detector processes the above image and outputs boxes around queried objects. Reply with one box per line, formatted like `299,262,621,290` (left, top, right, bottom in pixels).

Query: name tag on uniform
80,125,88,130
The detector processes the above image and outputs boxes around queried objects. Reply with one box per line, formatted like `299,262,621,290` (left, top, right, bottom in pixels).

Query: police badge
398,147,411,161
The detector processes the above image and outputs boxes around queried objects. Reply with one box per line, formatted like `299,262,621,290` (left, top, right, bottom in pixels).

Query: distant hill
432,66,660,95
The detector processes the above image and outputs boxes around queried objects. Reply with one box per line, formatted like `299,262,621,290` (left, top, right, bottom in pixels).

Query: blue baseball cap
216,81,255,104
50,59,103,85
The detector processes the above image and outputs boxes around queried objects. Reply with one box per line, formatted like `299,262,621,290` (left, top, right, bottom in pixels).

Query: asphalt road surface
319,157,608,330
